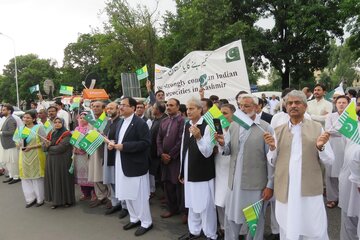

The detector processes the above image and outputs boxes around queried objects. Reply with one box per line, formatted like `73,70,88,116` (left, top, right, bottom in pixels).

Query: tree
0,54,57,104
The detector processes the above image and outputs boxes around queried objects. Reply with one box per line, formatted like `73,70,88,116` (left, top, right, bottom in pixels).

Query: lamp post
0,32,20,108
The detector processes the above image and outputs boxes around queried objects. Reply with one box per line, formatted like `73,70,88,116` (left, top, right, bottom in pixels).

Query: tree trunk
281,68,290,89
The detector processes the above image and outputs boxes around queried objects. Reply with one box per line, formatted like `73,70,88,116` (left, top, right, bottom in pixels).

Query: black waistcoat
181,121,215,182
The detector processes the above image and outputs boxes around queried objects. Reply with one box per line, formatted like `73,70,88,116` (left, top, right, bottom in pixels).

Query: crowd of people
0,82,360,240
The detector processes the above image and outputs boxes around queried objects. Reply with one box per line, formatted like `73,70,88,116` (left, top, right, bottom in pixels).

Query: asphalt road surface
0,176,340,240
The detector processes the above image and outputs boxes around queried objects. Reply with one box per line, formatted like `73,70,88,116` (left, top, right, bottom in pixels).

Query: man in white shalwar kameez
338,96,360,240
109,97,152,237
264,90,334,240
217,95,274,240
178,97,217,240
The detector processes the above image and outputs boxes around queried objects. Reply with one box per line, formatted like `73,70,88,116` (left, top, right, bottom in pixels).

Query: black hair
155,90,165,96
235,91,248,100
201,98,213,110
47,106,58,112
221,103,236,113
335,95,351,104
123,97,137,109
179,104,187,114
2,103,14,114
154,101,166,114
168,98,180,106
314,83,326,92
348,89,357,98
24,110,38,124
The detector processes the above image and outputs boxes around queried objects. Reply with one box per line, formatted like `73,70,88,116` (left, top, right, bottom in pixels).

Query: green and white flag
93,111,108,132
78,130,104,155
136,65,149,80
60,85,74,95
202,111,217,144
70,130,85,149
83,111,97,126
43,120,53,135
243,199,263,237
337,101,360,144
29,84,40,94
232,109,253,130
70,97,81,110
325,82,344,102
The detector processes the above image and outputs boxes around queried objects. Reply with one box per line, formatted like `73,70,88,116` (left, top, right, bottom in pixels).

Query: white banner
154,40,250,104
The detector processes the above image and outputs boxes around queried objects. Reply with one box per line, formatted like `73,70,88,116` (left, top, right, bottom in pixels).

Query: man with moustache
157,98,184,219
217,94,274,240
88,101,110,208
109,97,153,236
264,90,334,240
307,84,332,127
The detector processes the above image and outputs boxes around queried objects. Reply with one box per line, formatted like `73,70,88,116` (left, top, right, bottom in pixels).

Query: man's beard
246,111,256,118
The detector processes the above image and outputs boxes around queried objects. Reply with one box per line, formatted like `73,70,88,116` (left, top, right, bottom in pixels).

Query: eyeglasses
119,104,131,108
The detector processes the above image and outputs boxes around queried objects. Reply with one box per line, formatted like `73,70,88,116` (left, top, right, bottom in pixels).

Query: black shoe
105,204,122,215
118,208,129,219
266,233,280,240
8,178,21,184
178,232,201,240
25,199,37,208
35,202,44,207
134,224,153,236
123,221,141,230
3,178,13,183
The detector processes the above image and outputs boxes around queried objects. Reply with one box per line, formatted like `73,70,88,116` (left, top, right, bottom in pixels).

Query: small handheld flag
136,65,149,80
60,85,74,95
43,120,53,135
29,84,40,94
243,199,263,237
232,109,253,130
78,130,104,155
70,130,85,149
93,111,108,132
337,101,360,144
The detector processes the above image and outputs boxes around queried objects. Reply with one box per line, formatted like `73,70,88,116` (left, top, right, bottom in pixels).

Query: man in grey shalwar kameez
218,94,274,240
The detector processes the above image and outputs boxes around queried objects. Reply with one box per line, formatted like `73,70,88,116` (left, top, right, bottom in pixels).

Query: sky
0,0,176,73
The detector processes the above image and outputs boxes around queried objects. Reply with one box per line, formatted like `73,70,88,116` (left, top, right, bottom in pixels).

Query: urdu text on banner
155,40,250,104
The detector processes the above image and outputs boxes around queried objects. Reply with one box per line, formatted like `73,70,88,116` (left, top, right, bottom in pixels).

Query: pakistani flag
202,111,217,144
232,109,253,130
60,85,74,95
83,111,97,126
243,199,263,237
78,130,104,155
93,111,108,132
325,82,344,102
337,101,360,144
70,130,85,148
29,84,40,94
136,65,149,80
208,105,230,128
43,120,53,135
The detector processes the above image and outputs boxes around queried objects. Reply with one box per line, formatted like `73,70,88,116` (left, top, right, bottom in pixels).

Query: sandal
326,201,338,208
79,195,90,201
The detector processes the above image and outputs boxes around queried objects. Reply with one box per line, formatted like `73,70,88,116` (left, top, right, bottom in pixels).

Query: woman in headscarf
18,111,47,208
73,112,95,201
44,117,75,209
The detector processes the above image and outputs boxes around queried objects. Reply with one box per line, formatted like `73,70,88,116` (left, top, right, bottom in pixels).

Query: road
0,176,340,240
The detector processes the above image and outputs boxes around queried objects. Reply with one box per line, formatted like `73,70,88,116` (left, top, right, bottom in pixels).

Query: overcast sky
0,0,176,73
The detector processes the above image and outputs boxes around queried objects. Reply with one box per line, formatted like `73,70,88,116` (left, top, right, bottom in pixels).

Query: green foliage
0,54,57,104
